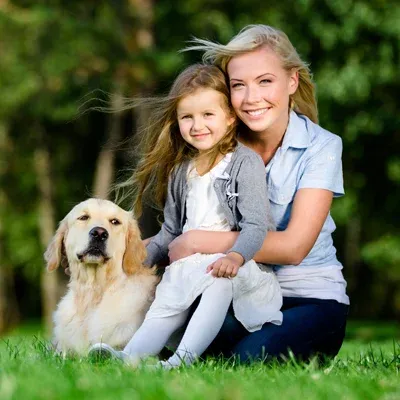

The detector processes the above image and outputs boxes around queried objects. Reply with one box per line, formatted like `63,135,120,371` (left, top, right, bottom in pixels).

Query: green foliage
0,0,399,318
362,235,400,280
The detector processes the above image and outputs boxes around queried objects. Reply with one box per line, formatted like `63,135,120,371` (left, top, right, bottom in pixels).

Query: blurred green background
0,0,399,336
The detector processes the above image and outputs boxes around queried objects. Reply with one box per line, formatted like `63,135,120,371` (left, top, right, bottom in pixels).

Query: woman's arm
168,188,332,265
254,188,332,265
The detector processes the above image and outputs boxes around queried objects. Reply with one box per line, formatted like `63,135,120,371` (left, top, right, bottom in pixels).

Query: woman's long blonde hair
185,24,318,123
120,64,237,217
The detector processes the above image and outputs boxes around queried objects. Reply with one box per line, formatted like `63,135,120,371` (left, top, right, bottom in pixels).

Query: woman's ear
288,69,299,95
122,216,147,275
44,219,68,272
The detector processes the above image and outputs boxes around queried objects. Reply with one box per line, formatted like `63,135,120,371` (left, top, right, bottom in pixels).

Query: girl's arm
168,188,332,265
144,175,182,266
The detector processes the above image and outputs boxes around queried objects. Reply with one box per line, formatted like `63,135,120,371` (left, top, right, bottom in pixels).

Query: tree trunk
129,0,159,237
92,0,154,201
344,215,361,293
92,93,124,199
34,138,59,335
0,120,20,334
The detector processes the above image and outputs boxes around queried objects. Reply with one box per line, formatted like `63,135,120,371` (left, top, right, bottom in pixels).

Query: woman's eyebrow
230,72,277,81
257,72,277,79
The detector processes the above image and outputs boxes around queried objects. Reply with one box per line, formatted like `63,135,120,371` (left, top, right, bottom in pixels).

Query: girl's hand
206,252,244,278
168,231,197,263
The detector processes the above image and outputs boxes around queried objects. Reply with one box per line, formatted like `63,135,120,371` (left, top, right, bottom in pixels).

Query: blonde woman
168,25,350,363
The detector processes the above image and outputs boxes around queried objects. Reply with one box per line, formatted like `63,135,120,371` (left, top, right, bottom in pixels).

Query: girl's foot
88,343,128,361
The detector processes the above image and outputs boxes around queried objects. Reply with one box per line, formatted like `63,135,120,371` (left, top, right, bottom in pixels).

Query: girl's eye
181,115,191,119
110,218,121,226
78,215,89,221
260,79,272,84
204,112,214,117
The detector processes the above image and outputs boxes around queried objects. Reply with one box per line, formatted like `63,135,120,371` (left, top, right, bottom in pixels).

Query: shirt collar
281,111,311,150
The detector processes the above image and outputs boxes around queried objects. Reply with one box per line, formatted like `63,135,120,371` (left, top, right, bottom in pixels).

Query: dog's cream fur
45,198,159,355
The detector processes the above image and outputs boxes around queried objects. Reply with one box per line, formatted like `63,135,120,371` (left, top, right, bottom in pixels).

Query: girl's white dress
145,154,283,332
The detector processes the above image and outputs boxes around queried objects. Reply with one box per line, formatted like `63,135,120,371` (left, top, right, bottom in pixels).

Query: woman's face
227,46,298,136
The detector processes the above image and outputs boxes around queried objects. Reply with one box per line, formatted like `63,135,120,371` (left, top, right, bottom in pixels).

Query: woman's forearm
191,230,239,254
187,230,301,265
190,229,306,266
253,230,305,265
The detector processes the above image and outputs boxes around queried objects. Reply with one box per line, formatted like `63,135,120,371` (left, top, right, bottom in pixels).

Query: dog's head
44,198,146,276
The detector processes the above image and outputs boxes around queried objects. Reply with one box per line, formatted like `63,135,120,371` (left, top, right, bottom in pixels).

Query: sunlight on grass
0,322,399,400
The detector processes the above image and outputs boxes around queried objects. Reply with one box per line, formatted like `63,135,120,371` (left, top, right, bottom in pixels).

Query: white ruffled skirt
145,253,283,332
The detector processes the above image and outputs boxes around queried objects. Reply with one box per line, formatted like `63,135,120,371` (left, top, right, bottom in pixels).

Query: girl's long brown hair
117,64,237,217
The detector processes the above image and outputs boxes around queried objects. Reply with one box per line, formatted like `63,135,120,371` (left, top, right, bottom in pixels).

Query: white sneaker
88,343,128,361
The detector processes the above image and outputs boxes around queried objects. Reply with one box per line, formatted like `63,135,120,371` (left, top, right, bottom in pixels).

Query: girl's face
177,88,235,153
227,46,298,136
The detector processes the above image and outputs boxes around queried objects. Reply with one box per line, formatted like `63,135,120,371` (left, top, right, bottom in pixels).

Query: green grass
0,322,399,400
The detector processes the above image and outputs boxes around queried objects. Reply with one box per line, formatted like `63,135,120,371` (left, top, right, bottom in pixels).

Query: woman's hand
168,230,239,263
168,231,197,263
206,252,244,278
142,236,153,247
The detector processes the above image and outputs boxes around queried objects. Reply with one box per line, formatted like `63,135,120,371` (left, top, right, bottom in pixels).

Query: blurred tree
0,0,398,330
0,122,20,333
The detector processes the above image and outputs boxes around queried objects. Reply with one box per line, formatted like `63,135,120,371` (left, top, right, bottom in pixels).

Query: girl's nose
192,117,205,131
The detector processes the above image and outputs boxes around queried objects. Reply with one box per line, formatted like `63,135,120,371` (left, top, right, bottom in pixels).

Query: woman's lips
244,108,269,117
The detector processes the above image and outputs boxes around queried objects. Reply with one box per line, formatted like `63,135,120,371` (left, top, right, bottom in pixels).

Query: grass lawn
0,321,399,400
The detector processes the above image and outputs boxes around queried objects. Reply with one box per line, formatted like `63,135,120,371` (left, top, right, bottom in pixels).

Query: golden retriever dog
45,198,159,355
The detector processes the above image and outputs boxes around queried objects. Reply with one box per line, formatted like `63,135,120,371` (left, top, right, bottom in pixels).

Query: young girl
89,64,282,368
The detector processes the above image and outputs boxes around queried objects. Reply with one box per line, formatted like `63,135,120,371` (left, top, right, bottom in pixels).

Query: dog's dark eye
110,218,121,226
78,215,89,221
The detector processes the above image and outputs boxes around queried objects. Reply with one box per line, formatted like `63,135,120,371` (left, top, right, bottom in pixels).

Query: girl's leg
123,309,189,360
165,277,233,367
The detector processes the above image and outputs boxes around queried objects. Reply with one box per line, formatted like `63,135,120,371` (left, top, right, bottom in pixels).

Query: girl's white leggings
123,277,233,366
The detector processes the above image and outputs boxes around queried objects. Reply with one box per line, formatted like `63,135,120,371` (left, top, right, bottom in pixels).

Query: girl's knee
211,277,233,294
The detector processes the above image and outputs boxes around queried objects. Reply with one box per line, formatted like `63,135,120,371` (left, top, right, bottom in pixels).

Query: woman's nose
245,86,262,103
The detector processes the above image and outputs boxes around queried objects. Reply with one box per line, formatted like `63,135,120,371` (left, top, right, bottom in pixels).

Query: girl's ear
122,216,147,275
44,219,68,272
228,113,236,127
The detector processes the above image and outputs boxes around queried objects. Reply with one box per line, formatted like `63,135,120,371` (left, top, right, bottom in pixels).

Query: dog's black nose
89,227,109,241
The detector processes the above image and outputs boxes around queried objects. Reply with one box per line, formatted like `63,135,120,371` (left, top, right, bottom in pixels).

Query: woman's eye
78,215,89,221
110,218,121,226
260,79,272,84
204,112,214,117
181,115,191,119
231,83,243,89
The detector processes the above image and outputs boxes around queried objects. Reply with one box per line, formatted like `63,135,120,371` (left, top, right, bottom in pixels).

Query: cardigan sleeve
144,173,182,267
227,152,273,263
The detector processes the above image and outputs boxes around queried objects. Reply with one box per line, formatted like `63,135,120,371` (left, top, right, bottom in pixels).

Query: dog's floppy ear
123,216,147,275
44,218,68,272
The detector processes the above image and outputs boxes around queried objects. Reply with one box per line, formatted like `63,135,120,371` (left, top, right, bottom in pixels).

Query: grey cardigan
145,143,275,266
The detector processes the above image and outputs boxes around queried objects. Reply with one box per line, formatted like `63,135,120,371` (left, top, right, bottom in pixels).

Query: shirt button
214,183,219,188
